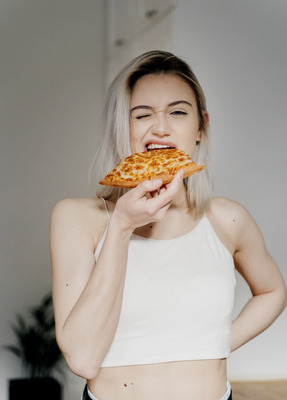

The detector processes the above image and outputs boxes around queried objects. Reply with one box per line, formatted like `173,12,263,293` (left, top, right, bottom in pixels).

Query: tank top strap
101,197,110,225
95,198,110,261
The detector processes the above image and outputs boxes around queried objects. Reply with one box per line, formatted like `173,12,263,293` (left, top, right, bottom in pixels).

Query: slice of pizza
99,148,205,188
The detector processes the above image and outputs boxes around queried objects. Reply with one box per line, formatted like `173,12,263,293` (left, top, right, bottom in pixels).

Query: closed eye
135,113,153,120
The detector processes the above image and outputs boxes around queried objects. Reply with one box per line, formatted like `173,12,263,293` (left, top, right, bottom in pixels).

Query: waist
88,359,227,400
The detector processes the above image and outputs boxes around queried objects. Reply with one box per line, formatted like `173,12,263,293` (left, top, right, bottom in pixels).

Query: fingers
150,185,167,198
154,169,184,201
134,178,164,198
135,169,184,199
115,169,184,230
145,169,184,211
166,168,184,192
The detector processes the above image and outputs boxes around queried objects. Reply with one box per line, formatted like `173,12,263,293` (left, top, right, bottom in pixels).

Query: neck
169,182,189,211
134,184,199,239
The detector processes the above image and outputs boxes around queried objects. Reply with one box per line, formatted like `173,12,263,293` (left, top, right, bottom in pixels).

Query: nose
151,111,171,137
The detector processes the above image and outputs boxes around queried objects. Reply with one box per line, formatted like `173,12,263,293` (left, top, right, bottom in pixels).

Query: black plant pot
9,377,62,400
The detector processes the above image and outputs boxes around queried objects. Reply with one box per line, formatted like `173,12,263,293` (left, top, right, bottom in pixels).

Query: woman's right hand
112,169,184,233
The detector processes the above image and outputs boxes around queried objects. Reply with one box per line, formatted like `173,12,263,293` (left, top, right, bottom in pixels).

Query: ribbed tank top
96,200,236,367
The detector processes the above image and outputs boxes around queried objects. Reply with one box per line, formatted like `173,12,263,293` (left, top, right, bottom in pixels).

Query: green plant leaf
3,292,65,379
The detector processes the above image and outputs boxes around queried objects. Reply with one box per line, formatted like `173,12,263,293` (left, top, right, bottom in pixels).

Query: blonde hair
89,50,213,215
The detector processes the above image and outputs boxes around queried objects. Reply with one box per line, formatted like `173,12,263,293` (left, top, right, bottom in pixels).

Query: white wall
0,1,105,399
175,0,287,380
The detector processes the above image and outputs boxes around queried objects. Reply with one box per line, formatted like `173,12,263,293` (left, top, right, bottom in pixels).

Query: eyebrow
130,100,193,114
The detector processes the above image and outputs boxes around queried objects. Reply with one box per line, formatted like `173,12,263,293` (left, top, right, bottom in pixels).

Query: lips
144,141,176,151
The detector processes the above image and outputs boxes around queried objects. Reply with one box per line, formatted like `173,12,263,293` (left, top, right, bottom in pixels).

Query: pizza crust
99,149,205,188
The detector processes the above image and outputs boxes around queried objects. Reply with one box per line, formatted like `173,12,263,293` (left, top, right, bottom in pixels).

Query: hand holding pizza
102,148,204,232
111,168,185,233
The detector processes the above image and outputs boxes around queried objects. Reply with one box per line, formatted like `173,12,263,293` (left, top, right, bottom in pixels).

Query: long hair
89,50,213,215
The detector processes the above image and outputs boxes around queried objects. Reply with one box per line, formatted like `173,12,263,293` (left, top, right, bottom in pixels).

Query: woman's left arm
230,206,287,352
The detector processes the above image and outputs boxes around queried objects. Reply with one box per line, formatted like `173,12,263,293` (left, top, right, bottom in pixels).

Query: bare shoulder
207,197,259,255
209,197,254,225
51,197,103,222
50,197,109,250
52,196,104,214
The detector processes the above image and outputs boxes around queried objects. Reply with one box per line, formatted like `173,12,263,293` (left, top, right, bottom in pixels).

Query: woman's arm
50,197,132,379
230,205,287,352
50,171,184,379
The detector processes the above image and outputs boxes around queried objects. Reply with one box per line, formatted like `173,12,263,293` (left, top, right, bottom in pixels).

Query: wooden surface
231,381,287,400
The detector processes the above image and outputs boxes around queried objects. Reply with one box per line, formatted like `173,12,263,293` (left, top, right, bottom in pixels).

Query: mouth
145,143,176,151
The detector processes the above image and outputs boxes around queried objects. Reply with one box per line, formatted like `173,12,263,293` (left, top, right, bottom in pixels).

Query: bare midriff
88,358,227,400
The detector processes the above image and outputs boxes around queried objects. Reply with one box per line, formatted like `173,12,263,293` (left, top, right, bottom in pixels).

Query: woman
50,51,287,400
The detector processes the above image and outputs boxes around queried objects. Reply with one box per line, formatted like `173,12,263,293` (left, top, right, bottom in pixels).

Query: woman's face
129,73,206,156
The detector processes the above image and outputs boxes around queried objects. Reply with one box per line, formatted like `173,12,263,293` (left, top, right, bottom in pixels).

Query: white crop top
96,200,236,367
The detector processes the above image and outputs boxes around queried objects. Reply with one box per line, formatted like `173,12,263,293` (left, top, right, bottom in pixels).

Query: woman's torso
86,196,237,400
88,359,227,400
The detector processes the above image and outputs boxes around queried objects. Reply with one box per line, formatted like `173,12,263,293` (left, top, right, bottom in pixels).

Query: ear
196,130,202,143
196,111,209,143
202,110,210,127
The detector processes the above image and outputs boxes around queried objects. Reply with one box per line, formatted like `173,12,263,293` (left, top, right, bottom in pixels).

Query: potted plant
4,292,65,400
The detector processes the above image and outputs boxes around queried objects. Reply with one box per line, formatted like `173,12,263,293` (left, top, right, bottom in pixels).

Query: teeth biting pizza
99,148,205,188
